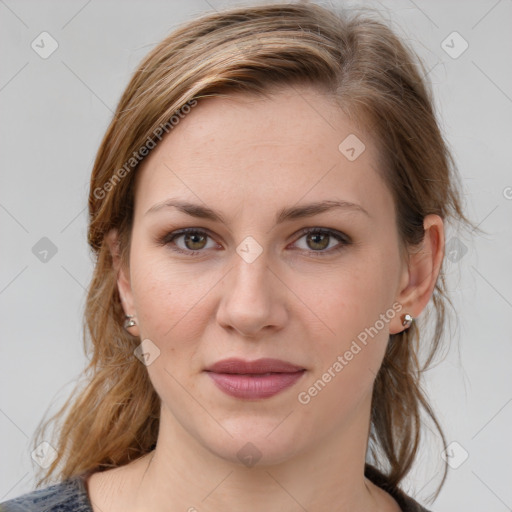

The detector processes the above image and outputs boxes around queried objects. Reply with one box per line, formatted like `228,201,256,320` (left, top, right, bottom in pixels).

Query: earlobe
105,229,140,337
390,214,445,334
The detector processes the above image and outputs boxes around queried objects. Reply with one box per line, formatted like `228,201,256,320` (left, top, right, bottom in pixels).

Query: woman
1,2,473,511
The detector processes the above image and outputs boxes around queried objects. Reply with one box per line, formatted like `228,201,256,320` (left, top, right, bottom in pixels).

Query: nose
216,249,288,338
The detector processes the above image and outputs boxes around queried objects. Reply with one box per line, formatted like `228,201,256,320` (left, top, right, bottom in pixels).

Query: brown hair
33,1,474,501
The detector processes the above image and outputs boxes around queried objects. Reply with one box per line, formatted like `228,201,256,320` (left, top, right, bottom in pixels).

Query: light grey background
1,1,511,510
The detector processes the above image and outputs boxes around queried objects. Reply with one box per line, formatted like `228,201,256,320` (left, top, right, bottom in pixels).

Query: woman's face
116,85,411,465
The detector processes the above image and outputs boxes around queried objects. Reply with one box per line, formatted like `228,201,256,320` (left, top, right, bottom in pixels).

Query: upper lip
205,358,305,374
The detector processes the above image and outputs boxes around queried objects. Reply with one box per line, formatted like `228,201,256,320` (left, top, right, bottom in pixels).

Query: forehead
133,85,392,223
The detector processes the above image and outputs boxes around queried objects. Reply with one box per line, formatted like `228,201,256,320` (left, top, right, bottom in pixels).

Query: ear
389,214,445,334
105,229,140,337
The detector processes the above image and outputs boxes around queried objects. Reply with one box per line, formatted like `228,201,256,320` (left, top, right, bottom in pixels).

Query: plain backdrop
1,1,511,510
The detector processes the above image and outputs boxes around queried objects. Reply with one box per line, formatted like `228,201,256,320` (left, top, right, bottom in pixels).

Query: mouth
204,357,305,374
204,358,306,399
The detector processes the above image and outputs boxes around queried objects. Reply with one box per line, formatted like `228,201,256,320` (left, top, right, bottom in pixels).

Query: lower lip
206,371,306,399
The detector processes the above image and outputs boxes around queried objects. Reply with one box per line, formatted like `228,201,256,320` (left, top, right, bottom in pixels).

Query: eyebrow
144,198,369,223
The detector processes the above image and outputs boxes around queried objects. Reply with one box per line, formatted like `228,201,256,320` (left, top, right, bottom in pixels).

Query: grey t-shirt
0,465,432,511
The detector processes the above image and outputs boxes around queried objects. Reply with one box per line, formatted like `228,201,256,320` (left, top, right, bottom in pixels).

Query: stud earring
124,314,137,330
401,313,413,329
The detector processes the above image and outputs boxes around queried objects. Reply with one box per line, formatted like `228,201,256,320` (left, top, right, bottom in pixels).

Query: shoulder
365,464,434,512
0,474,93,512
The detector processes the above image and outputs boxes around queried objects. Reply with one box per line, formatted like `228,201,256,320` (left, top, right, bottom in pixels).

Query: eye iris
185,232,207,250
307,232,329,250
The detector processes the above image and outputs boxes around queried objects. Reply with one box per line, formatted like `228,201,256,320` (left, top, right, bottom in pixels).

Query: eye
160,228,219,255
158,227,351,257
292,228,351,255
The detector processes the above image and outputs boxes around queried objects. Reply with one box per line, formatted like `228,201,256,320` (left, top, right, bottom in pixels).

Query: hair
33,0,475,502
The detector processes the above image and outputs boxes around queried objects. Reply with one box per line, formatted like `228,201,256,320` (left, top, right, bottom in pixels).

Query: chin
202,420,305,468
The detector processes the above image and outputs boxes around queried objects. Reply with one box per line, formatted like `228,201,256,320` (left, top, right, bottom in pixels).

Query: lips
205,357,305,374
204,358,306,399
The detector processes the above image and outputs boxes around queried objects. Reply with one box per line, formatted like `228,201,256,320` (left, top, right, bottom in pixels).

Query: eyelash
157,227,351,257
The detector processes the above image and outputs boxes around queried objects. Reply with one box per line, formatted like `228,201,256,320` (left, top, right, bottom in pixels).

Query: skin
88,85,444,512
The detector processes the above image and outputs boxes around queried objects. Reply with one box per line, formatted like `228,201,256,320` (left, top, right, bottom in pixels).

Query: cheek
303,246,401,383
314,252,398,335
295,261,399,436
129,247,219,354
128,251,217,407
